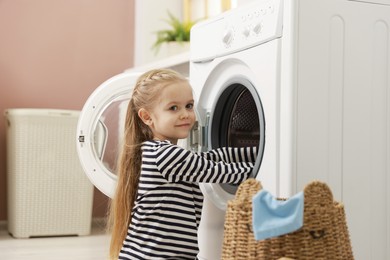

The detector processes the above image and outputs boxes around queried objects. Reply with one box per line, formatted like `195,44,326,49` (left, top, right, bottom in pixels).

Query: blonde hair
107,69,188,259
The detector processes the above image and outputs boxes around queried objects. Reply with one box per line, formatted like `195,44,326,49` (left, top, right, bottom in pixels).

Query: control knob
242,26,250,38
222,28,234,46
253,22,263,34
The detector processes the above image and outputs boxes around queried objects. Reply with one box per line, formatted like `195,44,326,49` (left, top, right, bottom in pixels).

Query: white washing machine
190,0,390,259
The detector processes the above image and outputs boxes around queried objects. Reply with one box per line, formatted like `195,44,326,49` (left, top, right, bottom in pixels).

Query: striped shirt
119,140,257,260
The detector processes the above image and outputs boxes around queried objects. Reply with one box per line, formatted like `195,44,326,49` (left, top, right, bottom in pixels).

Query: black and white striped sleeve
155,143,254,184
199,146,257,164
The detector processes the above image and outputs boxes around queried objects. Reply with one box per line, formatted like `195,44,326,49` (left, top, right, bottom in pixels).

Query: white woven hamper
5,108,94,238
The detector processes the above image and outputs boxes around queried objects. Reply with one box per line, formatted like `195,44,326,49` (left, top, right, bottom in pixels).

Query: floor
0,219,110,260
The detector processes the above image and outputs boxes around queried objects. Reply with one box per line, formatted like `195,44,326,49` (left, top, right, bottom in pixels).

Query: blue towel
252,190,304,240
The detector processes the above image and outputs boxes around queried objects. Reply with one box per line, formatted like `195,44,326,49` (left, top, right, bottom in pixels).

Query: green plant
152,11,195,54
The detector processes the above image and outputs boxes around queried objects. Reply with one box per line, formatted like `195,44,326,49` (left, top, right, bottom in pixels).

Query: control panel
190,0,283,62
221,0,283,52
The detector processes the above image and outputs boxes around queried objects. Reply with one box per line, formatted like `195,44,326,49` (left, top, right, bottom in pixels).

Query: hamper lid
5,108,80,118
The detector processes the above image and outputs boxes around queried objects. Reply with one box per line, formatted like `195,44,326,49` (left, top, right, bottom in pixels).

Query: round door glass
93,96,128,176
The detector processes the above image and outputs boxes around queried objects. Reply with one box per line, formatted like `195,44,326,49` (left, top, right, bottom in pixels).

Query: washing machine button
242,26,250,38
222,28,234,46
253,22,263,34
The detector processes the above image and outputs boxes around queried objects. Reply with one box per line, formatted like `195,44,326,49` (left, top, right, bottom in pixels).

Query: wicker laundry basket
222,178,354,260
5,109,94,238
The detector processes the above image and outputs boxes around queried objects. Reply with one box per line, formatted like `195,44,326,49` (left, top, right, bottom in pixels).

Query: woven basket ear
235,178,263,200
303,181,333,207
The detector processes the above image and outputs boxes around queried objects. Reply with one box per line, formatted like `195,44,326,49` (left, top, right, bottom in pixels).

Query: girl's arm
199,146,257,164
156,143,254,184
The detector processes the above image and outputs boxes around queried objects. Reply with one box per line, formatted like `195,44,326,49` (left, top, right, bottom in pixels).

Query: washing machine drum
212,85,261,147
76,72,142,198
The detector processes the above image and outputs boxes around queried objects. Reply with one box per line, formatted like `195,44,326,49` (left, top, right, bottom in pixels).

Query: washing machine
190,0,390,259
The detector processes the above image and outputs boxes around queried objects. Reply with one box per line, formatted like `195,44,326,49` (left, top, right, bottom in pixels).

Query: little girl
108,69,257,260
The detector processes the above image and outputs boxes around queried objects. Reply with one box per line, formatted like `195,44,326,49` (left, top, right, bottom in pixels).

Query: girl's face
139,81,196,144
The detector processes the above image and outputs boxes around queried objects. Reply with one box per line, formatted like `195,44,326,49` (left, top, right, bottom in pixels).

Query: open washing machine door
76,72,142,198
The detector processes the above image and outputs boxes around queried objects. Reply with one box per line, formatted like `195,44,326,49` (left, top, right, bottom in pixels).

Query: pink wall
0,0,135,220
